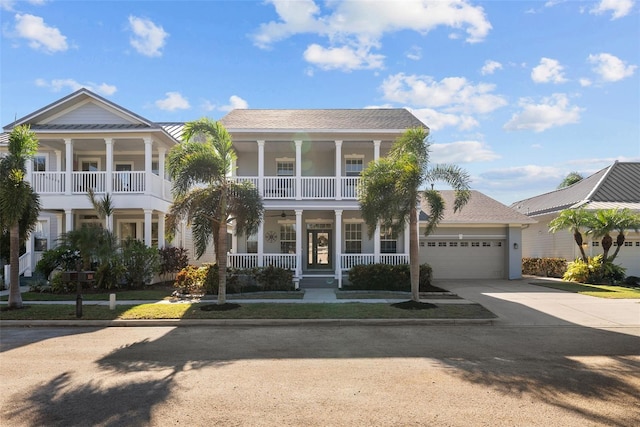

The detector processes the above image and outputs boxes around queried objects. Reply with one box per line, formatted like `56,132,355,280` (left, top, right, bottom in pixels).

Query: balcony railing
232,176,361,200
73,171,106,193
113,171,145,193
227,254,297,270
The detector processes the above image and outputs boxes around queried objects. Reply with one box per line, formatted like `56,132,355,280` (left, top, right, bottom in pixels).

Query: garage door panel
421,240,505,279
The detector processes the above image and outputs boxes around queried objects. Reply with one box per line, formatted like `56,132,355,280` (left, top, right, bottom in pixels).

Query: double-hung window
280,224,296,254
380,227,397,253
345,223,362,253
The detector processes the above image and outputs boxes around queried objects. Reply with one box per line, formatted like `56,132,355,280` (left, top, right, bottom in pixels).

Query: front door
307,230,332,269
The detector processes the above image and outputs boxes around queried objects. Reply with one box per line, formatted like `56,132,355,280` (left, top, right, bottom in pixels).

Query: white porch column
295,140,302,200
105,138,113,194
64,139,73,195
257,140,265,195
335,140,342,200
373,140,381,161
295,209,303,280
65,209,73,233
404,219,410,255
158,212,166,248
158,147,166,197
334,209,343,287
257,220,264,267
144,137,153,195
374,224,381,263
230,224,237,254
144,209,153,247
25,157,33,184
55,150,62,171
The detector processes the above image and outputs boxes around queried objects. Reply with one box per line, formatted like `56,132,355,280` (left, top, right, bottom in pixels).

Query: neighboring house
511,161,640,277
2,90,534,286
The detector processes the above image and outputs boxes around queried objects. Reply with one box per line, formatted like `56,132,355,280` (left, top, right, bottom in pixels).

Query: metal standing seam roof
510,161,640,216
219,109,427,131
420,190,536,224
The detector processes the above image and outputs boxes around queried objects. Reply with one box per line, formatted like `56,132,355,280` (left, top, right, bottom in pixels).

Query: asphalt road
1,324,638,427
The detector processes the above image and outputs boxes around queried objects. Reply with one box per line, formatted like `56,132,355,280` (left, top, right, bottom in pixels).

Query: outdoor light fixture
513,242,519,250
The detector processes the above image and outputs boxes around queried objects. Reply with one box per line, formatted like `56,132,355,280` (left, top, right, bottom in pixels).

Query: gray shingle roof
219,109,426,131
420,190,535,224
510,161,640,215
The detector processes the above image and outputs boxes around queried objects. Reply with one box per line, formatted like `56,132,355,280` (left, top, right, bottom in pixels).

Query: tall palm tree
359,127,470,302
548,209,592,262
87,188,114,231
0,125,41,309
166,118,263,305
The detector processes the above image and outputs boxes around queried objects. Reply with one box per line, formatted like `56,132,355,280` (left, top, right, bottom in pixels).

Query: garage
420,239,506,279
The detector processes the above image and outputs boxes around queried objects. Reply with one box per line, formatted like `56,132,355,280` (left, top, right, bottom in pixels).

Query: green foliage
48,272,74,294
557,171,583,189
121,238,160,288
346,263,432,291
174,264,295,295
522,257,567,278
36,245,78,278
255,265,294,291
174,265,207,295
563,255,626,284
158,246,189,276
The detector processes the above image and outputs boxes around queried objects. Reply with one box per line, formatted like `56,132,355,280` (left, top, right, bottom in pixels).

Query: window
427,242,436,247
344,223,362,253
449,242,458,247
34,155,46,172
246,233,258,253
495,242,502,247
460,242,469,247
277,161,294,176
471,242,480,247
438,242,447,247
636,242,640,247
280,224,296,254
482,242,491,247
380,227,397,253
345,158,363,177
624,241,633,247
592,242,600,247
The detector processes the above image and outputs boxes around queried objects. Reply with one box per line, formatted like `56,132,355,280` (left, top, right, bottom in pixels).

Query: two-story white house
3,89,532,287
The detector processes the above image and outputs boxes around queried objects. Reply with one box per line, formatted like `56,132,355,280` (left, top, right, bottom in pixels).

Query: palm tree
607,209,640,263
548,209,592,262
0,125,42,309
588,208,640,264
166,118,263,305
87,188,114,231
359,127,470,302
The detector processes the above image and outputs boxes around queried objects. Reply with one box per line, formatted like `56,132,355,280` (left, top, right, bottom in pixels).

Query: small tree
557,171,583,189
548,209,592,262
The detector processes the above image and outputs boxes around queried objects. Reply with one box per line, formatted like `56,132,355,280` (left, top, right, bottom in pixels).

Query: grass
531,280,640,299
0,302,496,321
1,289,303,301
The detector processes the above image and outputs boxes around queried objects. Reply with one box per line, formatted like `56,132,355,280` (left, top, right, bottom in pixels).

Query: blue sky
1,0,639,205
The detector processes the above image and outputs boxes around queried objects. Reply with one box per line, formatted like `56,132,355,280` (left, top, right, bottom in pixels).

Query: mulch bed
390,300,438,310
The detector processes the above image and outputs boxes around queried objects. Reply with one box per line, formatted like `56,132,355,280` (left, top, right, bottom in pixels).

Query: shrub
346,263,432,291
255,265,294,291
522,257,567,278
623,276,640,287
563,255,626,284
204,266,294,294
174,265,206,295
121,239,160,288
159,247,189,278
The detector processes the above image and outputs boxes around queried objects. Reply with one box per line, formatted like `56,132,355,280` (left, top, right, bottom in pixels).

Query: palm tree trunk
410,207,420,302
217,219,227,305
8,223,23,309
574,230,587,262
608,233,625,262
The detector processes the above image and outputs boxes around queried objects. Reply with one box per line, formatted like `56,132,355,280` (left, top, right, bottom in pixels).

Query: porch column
257,219,264,267
144,209,153,246
257,140,265,195
404,219,410,255
55,150,62,171
65,209,73,233
158,147,166,197
25,156,33,184
105,138,113,194
295,209,303,280
144,137,153,195
374,224,381,263
230,223,237,254
334,209,343,288
373,140,381,161
158,212,166,248
295,140,302,200
335,140,342,200
64,139,73,195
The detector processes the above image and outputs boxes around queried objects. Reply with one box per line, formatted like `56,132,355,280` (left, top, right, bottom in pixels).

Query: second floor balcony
233,176,361,200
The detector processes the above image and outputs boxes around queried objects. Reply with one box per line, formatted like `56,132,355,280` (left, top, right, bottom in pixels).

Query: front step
299,276,337,289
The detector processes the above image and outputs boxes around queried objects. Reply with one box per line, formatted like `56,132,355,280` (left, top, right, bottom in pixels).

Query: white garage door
420,239,505,279
615,240,640,277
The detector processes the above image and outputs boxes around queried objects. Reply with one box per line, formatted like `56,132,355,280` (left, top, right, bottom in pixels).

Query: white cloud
430,141,500,163
220,95,249,112
253,0,491,71
381,73,507,114
1,0,46,11
128,16,168,57
503,93,583,132
406,46,421,61
588,52,637,82
13,13,67,53
409,108,478,131
481,60,502,75
531,58,567,83
303,44,384,71
35,78,117,96
590,0,634,19
579,78,592,87
155,92,190,111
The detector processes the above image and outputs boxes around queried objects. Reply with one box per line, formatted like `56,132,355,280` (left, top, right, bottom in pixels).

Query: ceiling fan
266,210,293,218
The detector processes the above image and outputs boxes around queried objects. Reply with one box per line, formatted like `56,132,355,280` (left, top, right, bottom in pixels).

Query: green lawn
531,281,640,299
1,289,304,301
0,302,496,321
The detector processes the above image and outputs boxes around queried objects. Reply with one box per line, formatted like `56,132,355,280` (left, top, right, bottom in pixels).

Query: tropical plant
548,209,592,262
0,125,42,308
557,171,583,189
121,238,160,288
87,188,114,231
606,208,640,263
59,225,107,271
358,127,470,302
165,118,264,305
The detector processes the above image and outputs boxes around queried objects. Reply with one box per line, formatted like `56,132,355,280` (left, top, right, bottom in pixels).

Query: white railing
31,172,65,193
231,177,259,187
301,177,335,199
3,252,31,286
113,171,145,193
228,254,258,269
73,171,106,193
340,254,375,270
341,177,360,199
264,254,297,270
263,177,296,199
379,254,409,265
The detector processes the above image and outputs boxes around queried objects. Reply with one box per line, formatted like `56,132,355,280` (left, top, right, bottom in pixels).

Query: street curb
0,318,497,327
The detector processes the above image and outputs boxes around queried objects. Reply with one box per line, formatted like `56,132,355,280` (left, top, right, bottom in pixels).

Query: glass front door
307,230,332,269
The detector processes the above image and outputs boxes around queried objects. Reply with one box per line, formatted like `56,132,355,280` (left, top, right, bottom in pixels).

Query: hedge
522,257,567,278
345,263,432,291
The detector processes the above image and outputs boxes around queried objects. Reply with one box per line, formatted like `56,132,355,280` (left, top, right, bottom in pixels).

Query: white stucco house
2,89,534,287
511,161,640,277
